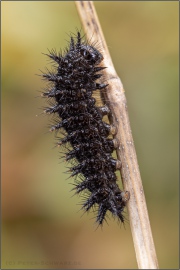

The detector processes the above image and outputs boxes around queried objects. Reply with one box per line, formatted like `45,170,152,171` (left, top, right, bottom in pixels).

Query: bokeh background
2,1,179,269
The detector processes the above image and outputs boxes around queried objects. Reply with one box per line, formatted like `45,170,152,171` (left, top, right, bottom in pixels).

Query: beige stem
75,1,159,269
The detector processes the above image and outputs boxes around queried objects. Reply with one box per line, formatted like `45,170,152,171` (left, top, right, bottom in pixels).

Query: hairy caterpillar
40,32,129,225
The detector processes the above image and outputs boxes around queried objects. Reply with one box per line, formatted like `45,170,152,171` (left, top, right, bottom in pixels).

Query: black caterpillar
41,32,129,225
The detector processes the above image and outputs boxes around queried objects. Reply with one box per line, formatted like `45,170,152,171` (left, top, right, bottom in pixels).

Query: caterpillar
40,31,129,225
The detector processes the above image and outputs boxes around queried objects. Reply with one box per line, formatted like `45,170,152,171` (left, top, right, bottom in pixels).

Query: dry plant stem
75,1,159,269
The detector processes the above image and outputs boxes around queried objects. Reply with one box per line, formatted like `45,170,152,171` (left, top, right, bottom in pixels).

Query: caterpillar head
80,44,103,65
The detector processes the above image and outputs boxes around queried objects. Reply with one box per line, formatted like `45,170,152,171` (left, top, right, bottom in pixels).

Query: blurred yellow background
2,1,178,269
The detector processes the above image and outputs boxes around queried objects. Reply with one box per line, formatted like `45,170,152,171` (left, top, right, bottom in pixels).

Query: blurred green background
2,1,178,269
